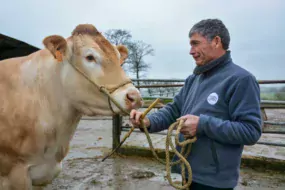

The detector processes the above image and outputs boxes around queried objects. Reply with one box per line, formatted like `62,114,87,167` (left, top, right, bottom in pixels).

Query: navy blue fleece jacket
146,51,262,188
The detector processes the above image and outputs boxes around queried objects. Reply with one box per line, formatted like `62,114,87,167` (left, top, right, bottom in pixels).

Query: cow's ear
43,35,67,62
116,45,128,66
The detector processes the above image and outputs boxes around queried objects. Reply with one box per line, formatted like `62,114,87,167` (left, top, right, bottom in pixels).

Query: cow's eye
86,55,95,62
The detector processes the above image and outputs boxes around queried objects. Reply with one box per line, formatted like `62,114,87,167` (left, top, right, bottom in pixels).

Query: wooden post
261,108,267,121
112,114,122,151
261,108,268,131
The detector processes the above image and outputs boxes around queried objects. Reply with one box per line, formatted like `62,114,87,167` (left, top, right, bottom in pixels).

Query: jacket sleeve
197,75,262,145
146,77,191,133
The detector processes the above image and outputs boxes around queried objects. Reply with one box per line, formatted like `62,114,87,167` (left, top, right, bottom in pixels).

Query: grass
262,92,285,101
261,93,276,100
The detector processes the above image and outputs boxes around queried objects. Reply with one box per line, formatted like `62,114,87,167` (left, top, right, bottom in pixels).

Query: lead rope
140,117,197,189
102,97,197,190
63,53,197,189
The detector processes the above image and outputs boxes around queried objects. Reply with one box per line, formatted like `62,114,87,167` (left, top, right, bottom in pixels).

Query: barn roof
0,33,40,61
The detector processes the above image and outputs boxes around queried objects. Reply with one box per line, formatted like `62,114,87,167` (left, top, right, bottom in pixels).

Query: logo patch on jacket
207,92,219,105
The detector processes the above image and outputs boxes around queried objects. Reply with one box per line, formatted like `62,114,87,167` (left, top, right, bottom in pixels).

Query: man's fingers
184,119,193,126
129,110,142,127
180,128,192,135
135,112,142,123
180,128,188,133
130,109,136,119
180,130,190,135
129,110,144,123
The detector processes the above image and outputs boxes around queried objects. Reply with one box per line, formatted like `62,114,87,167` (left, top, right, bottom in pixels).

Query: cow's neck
20,51,82,140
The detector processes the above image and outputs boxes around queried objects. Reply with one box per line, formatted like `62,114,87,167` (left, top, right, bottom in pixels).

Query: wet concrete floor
45,116,285,190
47,155,285,190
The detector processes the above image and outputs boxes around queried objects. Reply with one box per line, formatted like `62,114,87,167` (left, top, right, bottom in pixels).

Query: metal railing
112,79,285,148
132,79,285,84
132,79,285,88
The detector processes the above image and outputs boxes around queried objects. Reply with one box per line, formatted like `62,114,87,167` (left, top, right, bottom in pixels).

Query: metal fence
132,79,285,84
109,79,285,148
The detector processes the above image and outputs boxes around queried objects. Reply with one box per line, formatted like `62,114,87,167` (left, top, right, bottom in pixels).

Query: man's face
189,33,217,66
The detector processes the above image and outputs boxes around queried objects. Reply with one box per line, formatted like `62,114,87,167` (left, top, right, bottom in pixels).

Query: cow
0,24,143,190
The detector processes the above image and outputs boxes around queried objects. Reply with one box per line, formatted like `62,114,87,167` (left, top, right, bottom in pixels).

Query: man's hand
177,114,200,137
129,109,150,128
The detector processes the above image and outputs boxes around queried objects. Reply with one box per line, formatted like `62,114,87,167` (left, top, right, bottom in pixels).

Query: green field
261,92,285,101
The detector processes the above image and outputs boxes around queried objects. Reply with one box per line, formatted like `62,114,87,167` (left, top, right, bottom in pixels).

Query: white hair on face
82,48,104,78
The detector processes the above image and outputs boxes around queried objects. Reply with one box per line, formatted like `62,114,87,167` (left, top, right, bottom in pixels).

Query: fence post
112,114,122,151
261,108,268,121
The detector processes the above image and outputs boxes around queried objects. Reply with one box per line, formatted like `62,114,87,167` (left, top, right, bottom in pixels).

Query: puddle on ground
47,156,177,190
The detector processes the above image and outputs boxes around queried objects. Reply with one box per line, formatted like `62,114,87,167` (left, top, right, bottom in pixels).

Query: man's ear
213,36,222,48
116,45,128,65
43,35,67,62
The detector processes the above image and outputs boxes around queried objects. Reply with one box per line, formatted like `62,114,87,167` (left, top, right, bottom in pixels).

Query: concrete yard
46,109,285,190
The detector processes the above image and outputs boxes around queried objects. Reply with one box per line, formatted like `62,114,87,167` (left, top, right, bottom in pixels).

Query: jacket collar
193,51,231,75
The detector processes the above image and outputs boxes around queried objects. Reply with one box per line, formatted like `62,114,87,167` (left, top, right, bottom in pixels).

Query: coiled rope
102,98,197,190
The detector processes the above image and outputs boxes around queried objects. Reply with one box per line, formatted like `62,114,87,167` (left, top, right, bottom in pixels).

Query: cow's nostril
126,93,135,102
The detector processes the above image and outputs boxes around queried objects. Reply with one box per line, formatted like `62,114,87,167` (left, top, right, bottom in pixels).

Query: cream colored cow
0,24,142,190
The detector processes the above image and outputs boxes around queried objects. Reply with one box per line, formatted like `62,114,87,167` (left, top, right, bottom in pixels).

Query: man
130,19,262,190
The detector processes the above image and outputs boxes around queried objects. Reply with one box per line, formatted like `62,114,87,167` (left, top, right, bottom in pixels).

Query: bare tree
104,29,132,46
103,29,133,72
104,29,155,88
127,41,154,89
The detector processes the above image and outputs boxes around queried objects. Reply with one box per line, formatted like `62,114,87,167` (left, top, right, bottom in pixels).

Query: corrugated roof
0,33,40,61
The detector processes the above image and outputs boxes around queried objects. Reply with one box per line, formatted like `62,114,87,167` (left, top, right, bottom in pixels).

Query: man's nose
190,47,195,55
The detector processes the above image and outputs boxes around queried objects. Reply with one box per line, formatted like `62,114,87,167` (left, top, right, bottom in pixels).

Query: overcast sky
1,0,284,81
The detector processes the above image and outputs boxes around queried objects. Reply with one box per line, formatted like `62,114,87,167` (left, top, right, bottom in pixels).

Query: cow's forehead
73,34,119,64
93,34,119,63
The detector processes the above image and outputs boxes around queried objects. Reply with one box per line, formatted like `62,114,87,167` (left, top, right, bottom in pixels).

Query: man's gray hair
189,19,230,50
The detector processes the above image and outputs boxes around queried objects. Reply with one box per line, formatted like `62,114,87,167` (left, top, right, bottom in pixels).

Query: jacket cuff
197,114,208,135
145,115,155,133
138,116,153,133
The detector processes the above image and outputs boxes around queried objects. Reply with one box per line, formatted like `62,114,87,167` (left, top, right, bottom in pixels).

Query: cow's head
42,24,143,116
